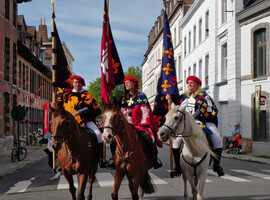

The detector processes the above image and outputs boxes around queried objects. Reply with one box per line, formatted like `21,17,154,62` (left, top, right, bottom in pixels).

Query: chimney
38,18,48,43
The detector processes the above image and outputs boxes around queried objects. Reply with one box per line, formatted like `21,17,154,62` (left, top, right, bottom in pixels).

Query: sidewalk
0,144,269,177
0,144,47,177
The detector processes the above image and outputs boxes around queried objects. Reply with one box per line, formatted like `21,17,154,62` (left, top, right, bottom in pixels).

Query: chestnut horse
50,105,99,200
102,104,155,200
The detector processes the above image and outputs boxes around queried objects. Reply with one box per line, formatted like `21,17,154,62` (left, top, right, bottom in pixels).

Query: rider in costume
117,76,163,169
53,75,105,167
167,76,225,177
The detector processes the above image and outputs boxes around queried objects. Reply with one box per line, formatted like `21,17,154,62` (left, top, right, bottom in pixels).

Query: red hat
186,76,202,86
124,76,139,88
72,75,85,86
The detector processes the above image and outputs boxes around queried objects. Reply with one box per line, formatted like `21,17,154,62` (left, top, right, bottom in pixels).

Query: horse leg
111,171,125,200
182,173,189,200
64,173,76,200
87,170,97,200
197,172,207,200
128,175,139,200
189,176,198,200
77,173,88,200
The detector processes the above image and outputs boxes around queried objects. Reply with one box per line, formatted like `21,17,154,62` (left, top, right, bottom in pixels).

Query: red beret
186,76,202,86
124,76,139,88
72,75,85,86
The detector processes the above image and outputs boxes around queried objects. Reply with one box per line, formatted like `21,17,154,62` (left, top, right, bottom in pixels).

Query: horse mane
186,112,215,157
53,106,83,137
174,105,215,157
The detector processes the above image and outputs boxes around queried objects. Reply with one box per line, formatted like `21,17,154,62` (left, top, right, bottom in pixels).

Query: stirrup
99,159,107,168
106,158,115,170
153,158,163,169
174,167,182,176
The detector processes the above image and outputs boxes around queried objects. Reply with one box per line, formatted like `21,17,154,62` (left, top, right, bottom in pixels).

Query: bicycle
11,141,27,162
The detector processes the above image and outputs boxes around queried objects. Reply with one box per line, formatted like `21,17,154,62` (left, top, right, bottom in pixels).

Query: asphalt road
1,144,270,200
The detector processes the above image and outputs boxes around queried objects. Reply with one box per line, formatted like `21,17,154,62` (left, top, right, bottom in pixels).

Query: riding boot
212,148,225,177
98,142,107,168
152,142,163,169
172,148,182,176
106,140,116,170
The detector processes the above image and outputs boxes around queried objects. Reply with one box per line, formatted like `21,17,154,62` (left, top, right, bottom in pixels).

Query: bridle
163,109,190,138
103,111,123,137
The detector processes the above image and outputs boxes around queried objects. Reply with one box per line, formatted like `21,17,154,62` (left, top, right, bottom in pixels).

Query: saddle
83,127,98,149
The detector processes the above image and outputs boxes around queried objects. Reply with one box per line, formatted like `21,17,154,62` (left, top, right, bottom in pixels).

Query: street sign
11,105,26,121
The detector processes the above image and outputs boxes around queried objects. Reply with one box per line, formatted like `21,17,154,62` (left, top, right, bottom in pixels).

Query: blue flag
153,8,179,127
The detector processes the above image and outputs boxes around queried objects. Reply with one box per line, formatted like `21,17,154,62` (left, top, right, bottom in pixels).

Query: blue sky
18,0,163,86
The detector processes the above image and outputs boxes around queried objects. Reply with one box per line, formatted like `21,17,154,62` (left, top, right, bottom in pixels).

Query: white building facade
237,0,270,155
180,0,244,140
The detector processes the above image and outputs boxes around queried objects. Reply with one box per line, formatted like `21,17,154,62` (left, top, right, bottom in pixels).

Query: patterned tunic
178,90,218,134
119,93,162,147
58,90,101,127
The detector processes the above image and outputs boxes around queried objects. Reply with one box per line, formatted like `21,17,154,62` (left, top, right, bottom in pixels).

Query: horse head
158,103,187,142
102,104,123,144
49,104,72,151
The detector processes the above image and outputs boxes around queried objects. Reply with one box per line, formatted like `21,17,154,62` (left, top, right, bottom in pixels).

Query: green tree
87,66,142,108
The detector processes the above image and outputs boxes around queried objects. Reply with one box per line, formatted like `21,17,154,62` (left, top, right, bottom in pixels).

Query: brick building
0,0,68,153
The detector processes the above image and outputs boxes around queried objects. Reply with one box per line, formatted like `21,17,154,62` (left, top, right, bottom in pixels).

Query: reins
104,110,138,175
182,152,208,176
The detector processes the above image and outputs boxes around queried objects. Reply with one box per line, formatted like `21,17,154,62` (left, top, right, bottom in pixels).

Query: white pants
86,121,103,143
205,122,222,149
172,122,222,149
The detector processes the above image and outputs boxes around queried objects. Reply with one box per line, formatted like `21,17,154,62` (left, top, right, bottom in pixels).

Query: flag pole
163,0,174,178
51,0,57,175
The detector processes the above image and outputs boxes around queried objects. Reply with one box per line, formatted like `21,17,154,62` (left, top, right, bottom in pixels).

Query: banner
255,85,261,137
153,7,179,127
101,0,124,104
43,103,49,134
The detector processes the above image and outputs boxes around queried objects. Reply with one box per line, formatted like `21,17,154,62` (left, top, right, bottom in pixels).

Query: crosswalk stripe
166,170,212,182
262,170,270,173
5,177,35,194
207,169,250,182
231,170,270,180
57,175,78,190
149,172,167,184
96,172,115,187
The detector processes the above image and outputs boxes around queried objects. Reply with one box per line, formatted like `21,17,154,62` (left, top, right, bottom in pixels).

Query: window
13,1,17,26
205,10,209,37
184,36,187,56
23,64,26,90
221,0,227,24
193,25,196,49
19,61,22,87
188,31,191,53
178,55,182,82
178,25,181,45
4,93,10,135
188,67,191,76
193,63,197,76
4,37,10,82
199,18,202,44
174,27,177,47
254,28,266,78
205,54,209,86
184,70,186,91
221,43,227,81
5,0,9,20
199,59,202,81
12,43,17,85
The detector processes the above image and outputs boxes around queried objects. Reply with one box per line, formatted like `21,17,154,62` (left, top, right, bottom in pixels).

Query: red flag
43,103,49,134
101,0,124,104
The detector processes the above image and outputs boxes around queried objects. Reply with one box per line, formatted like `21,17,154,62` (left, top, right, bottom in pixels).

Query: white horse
158,103,216,200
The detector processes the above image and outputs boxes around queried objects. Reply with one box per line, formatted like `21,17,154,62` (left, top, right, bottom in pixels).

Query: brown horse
50,105,99,200
102,104,156,200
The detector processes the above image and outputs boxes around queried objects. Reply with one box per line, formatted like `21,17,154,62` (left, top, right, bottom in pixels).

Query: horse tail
141,172,156,194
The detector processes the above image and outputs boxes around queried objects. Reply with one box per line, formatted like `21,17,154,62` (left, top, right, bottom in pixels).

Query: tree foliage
17,0,32,3
87,66,142,109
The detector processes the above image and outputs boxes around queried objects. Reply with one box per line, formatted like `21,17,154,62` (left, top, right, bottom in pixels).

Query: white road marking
6,177,35,194
232,170,270,180
207,169,250,182
57,175,78,190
